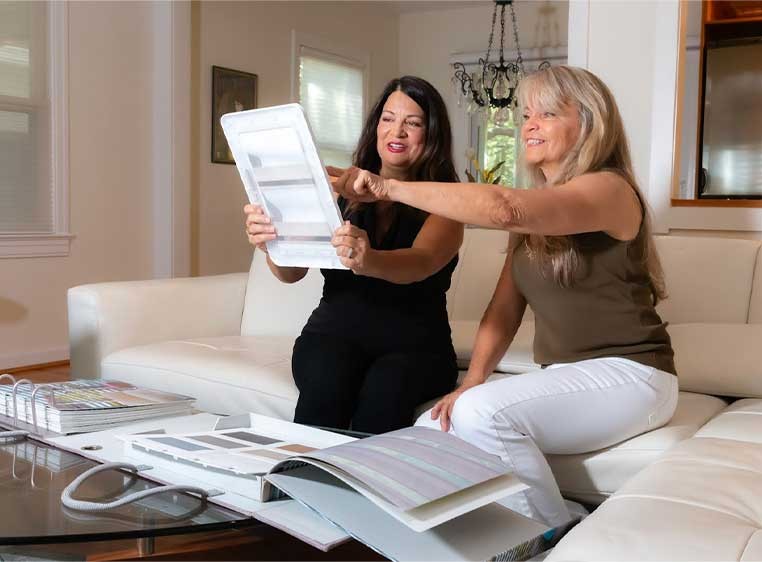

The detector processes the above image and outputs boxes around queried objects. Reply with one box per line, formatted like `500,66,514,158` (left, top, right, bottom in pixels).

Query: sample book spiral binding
0,376,195,436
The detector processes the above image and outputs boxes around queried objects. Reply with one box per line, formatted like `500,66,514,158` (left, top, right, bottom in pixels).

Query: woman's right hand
244,203,276,253
430,382,480,432
328,166,391,203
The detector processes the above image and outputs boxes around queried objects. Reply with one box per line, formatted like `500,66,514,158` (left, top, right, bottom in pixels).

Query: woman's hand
332,221,376,275
327,166,391,203
430,382,480,432
243,203,276,253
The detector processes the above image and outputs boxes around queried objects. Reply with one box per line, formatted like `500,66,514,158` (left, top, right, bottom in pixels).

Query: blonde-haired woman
331,65,678,528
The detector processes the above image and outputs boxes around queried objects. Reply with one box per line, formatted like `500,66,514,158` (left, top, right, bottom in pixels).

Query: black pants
292,332,458,434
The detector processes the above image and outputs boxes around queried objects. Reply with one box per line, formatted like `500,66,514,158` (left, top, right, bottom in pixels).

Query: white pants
415,357,678,528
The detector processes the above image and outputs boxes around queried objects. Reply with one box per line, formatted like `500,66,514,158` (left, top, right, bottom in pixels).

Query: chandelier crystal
452,0,549,125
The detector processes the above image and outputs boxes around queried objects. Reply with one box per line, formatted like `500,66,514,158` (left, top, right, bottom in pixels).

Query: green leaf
487,160,505,175
465,169,476,183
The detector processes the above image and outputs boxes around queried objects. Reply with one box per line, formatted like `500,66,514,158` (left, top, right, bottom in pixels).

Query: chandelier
452,0,549,125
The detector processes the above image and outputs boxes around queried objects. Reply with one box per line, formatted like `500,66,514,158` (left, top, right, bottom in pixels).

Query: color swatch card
122,413,354,500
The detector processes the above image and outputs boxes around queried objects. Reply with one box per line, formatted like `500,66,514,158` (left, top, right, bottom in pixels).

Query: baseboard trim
0,348,70,372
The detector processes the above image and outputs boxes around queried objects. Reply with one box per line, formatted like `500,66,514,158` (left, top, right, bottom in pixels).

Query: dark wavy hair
353,76,458,183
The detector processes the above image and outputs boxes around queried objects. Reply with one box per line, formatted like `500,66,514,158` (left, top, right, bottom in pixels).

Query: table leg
136,537,154,556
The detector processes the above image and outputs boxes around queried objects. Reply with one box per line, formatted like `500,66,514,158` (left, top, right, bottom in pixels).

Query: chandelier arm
509,1,525,74
499,3,506,65
485,2,498,65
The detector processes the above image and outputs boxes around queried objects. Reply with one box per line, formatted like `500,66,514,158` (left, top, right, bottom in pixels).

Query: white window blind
0,1,52,234
299,50,364,168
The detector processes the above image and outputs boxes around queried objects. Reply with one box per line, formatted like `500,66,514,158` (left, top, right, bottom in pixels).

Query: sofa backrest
447,230,762,326
654,235,761,324
241,232,762,397
240,249,323,336
652,235,762,398
447,228,513,321
240,229,513,336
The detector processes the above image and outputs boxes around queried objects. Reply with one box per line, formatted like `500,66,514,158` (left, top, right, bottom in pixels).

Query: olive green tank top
511,232,676,375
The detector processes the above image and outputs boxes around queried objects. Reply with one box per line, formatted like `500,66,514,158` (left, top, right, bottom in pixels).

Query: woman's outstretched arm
330,167,642,241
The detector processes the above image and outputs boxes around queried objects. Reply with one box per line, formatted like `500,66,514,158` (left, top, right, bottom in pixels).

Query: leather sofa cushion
546,392,726,505
670,323,762,398
548,399,762,561
102,336,299,420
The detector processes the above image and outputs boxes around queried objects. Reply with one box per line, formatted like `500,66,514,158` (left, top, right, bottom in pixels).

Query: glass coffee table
0,436,381,561
0,437,258,554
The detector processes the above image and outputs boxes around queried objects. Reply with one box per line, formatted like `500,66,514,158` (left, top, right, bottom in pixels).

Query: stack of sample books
0,379,195,435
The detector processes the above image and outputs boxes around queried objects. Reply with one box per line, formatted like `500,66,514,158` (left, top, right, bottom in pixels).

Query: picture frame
211,65,258,164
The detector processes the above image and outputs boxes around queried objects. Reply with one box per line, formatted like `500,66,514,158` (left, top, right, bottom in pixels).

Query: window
0,1,70,257
294,35,367,169
470,108,522,188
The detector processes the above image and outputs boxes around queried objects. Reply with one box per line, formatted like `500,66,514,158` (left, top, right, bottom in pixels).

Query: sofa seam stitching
738,528,760,561
648,456,762,477
746,245,761,323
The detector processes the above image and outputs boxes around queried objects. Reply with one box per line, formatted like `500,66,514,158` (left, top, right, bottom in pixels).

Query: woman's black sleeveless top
301,197,457,356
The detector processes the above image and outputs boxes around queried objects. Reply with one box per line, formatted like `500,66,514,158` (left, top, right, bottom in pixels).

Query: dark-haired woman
244,76,463,434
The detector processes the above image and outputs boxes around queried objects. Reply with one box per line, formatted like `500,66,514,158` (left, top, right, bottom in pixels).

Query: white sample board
221,103,347,269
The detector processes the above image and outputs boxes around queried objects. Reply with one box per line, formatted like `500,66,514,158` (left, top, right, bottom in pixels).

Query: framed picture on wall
211,65,258,164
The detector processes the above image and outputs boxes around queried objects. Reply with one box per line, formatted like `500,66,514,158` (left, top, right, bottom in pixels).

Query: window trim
0,1,72,258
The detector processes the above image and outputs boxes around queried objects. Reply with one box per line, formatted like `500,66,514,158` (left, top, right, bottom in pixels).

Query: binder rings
0,376,194,436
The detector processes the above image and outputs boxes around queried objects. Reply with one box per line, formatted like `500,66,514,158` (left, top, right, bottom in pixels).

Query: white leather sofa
68,231,762,560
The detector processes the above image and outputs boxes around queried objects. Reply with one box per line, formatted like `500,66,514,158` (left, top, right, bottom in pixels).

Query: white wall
195,1,400,275
586,1,659,207
0,0,400,369
0,1,159,370
571,0,762,237
398,1,568,183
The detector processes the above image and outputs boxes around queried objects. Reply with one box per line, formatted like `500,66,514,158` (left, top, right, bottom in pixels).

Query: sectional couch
68,230,762,560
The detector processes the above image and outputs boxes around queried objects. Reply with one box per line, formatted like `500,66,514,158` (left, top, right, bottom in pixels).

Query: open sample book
220,103,347,269
0,379,194,435
48,412,549,560
120,414,547,560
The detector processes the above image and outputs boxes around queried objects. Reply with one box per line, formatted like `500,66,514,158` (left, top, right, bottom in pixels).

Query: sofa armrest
68,273,248,380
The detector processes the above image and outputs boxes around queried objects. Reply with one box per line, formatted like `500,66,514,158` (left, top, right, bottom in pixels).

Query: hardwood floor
2,361,71,384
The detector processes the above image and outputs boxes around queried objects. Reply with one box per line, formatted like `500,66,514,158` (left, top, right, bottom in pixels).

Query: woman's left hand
332,221,376,275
